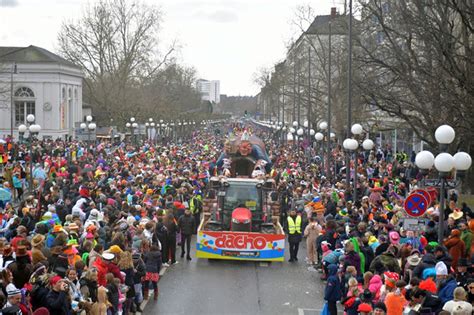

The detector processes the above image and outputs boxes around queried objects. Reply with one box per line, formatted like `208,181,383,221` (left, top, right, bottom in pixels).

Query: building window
62,87,66,102
14,87,35,126
68,88,72,109
14,87,34,98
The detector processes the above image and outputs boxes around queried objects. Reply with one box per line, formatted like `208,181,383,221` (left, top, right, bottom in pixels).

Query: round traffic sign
411,189,432,206
404,193,428,217
426,187,438,205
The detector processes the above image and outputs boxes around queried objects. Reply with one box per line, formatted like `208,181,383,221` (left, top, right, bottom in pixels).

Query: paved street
144,236,326,315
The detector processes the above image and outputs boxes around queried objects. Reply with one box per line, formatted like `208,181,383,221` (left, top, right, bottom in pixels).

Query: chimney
330,7,337,18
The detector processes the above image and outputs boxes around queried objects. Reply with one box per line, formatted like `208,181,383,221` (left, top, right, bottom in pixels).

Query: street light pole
327,20,332,180
415,125,472,243
346,0,353,189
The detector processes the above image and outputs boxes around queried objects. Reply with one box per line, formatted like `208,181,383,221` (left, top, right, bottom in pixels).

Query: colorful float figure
197,133,285,261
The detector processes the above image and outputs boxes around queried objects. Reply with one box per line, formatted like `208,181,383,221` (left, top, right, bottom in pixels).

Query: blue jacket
438,277,457,304
324,264,342,302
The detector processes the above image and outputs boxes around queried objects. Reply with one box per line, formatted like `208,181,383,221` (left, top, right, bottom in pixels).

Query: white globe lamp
362,139,374,150
415,150,435,170
434,152,455,173
435,125,455,144
453,152,472,171
351,123,363,135
26,114,35,123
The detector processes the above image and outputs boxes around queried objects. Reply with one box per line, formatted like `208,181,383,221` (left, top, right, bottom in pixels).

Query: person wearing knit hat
436,261,458,304
3,284,22,313
383,271,399,289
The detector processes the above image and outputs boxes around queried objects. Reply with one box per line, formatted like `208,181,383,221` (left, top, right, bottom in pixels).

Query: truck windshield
223,182,260,211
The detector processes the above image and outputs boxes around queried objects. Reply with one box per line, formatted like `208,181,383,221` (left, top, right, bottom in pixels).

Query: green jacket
461,230,473,256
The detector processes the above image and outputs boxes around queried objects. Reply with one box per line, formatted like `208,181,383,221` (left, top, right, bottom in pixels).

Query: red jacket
93,257,125,286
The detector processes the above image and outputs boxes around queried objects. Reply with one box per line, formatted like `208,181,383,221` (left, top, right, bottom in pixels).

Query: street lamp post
82,115,96,144
415,125,472,243
132,122,138,146
125,122,131,143
343,123,374,202
19,114,41,191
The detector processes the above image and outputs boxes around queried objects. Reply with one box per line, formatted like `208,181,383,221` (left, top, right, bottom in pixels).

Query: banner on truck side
196,230,285,261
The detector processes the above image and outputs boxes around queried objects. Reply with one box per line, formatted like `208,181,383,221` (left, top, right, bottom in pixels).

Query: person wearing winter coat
143,245,162,301
369,246,401,274
178,210,195,260
105,273,119,315
368,274,383,303
118,252,135,315
155,218,169,264
79,268,98,303
459,221,473,257
132,253,146,312
412,253,436,280
436,261,457,304
324,264,342,315
343,241,361,276
444,229,466,269
45,276,72,315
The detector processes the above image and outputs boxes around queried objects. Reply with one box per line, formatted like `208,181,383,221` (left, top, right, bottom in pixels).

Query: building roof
0,45,80,69
305,14,351,35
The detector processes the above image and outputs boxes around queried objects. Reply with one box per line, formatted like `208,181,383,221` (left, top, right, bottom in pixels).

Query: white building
197,79,220,104
0,45,84,140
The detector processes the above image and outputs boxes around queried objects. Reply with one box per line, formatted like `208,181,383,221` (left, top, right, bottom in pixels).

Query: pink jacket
368,274,382,294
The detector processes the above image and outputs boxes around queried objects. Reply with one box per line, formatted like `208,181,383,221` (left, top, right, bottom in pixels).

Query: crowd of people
0,120,472,315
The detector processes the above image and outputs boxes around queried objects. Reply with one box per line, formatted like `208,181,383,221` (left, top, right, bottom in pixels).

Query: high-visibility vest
287,216,302,234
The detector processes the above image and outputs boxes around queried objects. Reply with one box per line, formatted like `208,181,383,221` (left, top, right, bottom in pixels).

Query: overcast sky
0,0,345,96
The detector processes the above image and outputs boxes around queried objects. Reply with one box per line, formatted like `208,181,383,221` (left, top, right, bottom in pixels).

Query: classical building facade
0,45,84,140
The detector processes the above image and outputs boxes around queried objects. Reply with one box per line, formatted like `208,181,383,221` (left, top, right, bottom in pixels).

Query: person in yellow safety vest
190,193,203,234
287,209,302,262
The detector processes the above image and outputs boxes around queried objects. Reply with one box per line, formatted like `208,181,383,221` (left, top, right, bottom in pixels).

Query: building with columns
0,45,84,140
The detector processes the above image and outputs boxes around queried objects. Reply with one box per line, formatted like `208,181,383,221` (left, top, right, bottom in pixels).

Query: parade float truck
196,135,285,262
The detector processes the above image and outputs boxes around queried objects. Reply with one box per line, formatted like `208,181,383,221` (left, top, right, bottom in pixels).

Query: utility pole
307,44,312,142
327,20,332,178
346,0,353,193
292,58,296,123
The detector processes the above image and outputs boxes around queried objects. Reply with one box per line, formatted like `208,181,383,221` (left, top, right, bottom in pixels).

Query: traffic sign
402,218,427,232
411,189,432,206
426,187,438,204
404,193,428,217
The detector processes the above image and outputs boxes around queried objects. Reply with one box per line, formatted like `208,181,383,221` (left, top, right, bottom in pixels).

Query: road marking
297,308,319,315
259,262,269,267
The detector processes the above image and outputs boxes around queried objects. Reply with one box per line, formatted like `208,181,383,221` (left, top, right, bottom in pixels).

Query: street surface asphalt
144,236,329,315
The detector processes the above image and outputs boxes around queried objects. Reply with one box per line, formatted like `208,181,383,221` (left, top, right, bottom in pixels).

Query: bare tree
57,0,174,123
355,0,473,149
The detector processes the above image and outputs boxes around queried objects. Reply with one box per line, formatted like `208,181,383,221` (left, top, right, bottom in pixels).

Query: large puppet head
238,140,252,156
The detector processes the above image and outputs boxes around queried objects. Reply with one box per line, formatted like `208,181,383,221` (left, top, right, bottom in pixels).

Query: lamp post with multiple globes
414,125,472,243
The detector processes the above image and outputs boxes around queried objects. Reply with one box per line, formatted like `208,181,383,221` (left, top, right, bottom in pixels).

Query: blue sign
404,193,428,217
